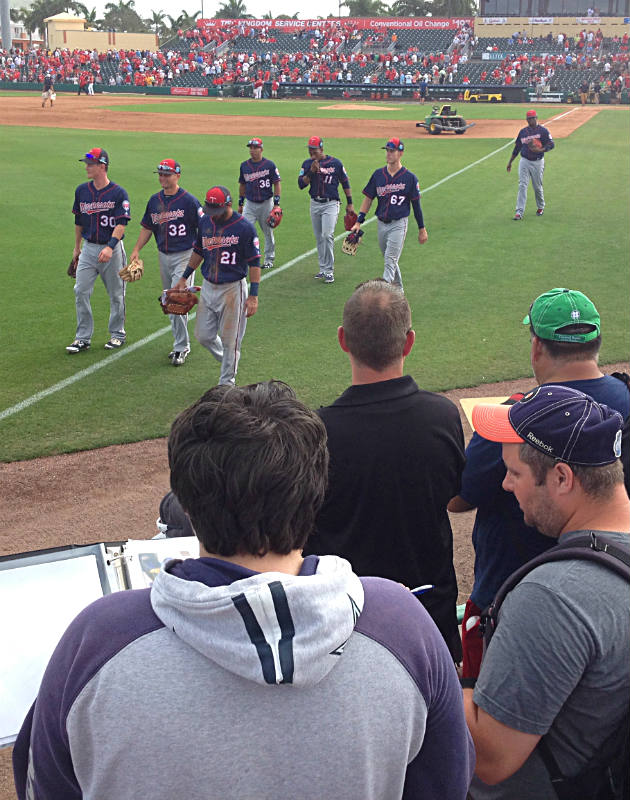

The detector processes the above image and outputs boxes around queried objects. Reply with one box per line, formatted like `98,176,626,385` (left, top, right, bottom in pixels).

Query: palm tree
213,0,252,18
146,9,166,34
340,0,390,15
166,9,201,32
102,0,149,32
391,0,430,14
72,2,100,26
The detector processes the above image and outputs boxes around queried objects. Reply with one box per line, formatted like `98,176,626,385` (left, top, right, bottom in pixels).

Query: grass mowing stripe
0,139,513,422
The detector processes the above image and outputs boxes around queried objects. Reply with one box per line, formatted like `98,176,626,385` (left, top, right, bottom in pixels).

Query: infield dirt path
0,94,600,138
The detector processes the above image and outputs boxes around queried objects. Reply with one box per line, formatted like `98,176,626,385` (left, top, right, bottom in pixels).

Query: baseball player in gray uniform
507,109,554,220
238,137,281,269
67,147,130,353
129,158,203,366
351,137,427,291
298,136,354,284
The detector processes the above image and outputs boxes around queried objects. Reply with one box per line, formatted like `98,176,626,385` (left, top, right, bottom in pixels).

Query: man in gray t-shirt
464,385,629,799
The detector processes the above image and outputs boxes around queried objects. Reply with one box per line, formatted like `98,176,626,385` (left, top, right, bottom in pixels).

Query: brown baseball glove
342,229,364,256
119,258,144,282
267,206,283,228
68,254,79,278
529,139,544,153
344,210,358,231
159,287,199,315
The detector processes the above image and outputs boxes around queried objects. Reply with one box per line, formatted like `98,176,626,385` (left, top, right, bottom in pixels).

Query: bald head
342,279,412,371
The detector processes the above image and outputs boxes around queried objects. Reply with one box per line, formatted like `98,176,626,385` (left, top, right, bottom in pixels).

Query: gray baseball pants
74,241,126,343
516,157,545,215
158,250,193,353
310,199,340,276
243,198,275,265
378,217,408,290
195,278,248,385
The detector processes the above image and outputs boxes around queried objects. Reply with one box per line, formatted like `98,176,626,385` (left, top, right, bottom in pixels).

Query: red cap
155,158,181,174
80,147,109,165
382,137,404,151
247,137,263,147
204,185,232,216
308,136,323,148
526,109,537,118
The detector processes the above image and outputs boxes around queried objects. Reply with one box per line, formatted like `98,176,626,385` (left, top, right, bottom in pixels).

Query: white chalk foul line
1,140,518,422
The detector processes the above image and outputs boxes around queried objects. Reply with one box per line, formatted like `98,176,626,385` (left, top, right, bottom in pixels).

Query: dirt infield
0,94,600,139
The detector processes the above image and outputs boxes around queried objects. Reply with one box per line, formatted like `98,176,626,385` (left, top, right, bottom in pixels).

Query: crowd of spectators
0,21,628,99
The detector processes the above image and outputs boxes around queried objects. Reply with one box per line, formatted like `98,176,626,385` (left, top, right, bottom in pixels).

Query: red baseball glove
344,210,358,231
267,206,283,228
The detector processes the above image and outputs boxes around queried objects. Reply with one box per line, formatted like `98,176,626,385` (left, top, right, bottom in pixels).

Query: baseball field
0,90,628,798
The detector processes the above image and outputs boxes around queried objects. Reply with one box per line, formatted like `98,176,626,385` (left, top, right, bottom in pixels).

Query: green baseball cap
523,288,600,343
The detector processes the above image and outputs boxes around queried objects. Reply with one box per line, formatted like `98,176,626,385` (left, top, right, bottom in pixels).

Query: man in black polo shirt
304,279,465,660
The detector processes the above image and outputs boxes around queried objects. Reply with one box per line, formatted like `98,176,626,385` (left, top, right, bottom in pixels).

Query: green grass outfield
110,97,558,120
0,101,628,461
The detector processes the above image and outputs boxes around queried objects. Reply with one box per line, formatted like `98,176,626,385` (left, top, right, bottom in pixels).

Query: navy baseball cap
204,185,232,216
308,136,323,148
247,138,263,147
155,158,181,174
472,385,623,466
383,137,404,151
80,147,109,165
523,288,600,343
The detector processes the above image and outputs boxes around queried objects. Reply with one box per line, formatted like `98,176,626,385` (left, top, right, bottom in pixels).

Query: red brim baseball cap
247,138,263,147
472,403,524,443
526,110,537,118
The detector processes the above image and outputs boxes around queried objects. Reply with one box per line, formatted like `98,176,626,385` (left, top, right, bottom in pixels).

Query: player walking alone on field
66,148,130,354
129,159,203,367
41,72,55,108
238,137,282,270
298,136,354,284
351,138,427,291
507,110,554,220
173,186,260,385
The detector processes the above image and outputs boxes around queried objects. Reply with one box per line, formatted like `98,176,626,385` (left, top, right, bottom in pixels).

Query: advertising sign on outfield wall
199,17,472,31
482,17,508,23
170,87,209,96
528,16,554,23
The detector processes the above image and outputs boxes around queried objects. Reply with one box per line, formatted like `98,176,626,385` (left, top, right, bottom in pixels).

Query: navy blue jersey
193,211,260,284
73,181,130,243
140,188,203,253
239,158,281,202
512,124,554,161
363,166,420,222
298,155,350,201
43,76,54,91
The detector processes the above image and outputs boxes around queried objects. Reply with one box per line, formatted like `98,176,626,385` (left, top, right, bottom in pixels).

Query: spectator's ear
403,329,415,357
338,326,350,353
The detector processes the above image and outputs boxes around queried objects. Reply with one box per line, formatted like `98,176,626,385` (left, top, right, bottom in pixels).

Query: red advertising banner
170,86,209,96
198,17,472,31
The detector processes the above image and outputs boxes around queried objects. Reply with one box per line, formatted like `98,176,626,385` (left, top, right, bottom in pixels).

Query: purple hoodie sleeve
357,578,475,799
13,589,162,799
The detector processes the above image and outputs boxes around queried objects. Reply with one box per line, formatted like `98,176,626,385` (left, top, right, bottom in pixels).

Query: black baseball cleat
66,339,90,354
172,349,190,366
104,338,124,350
